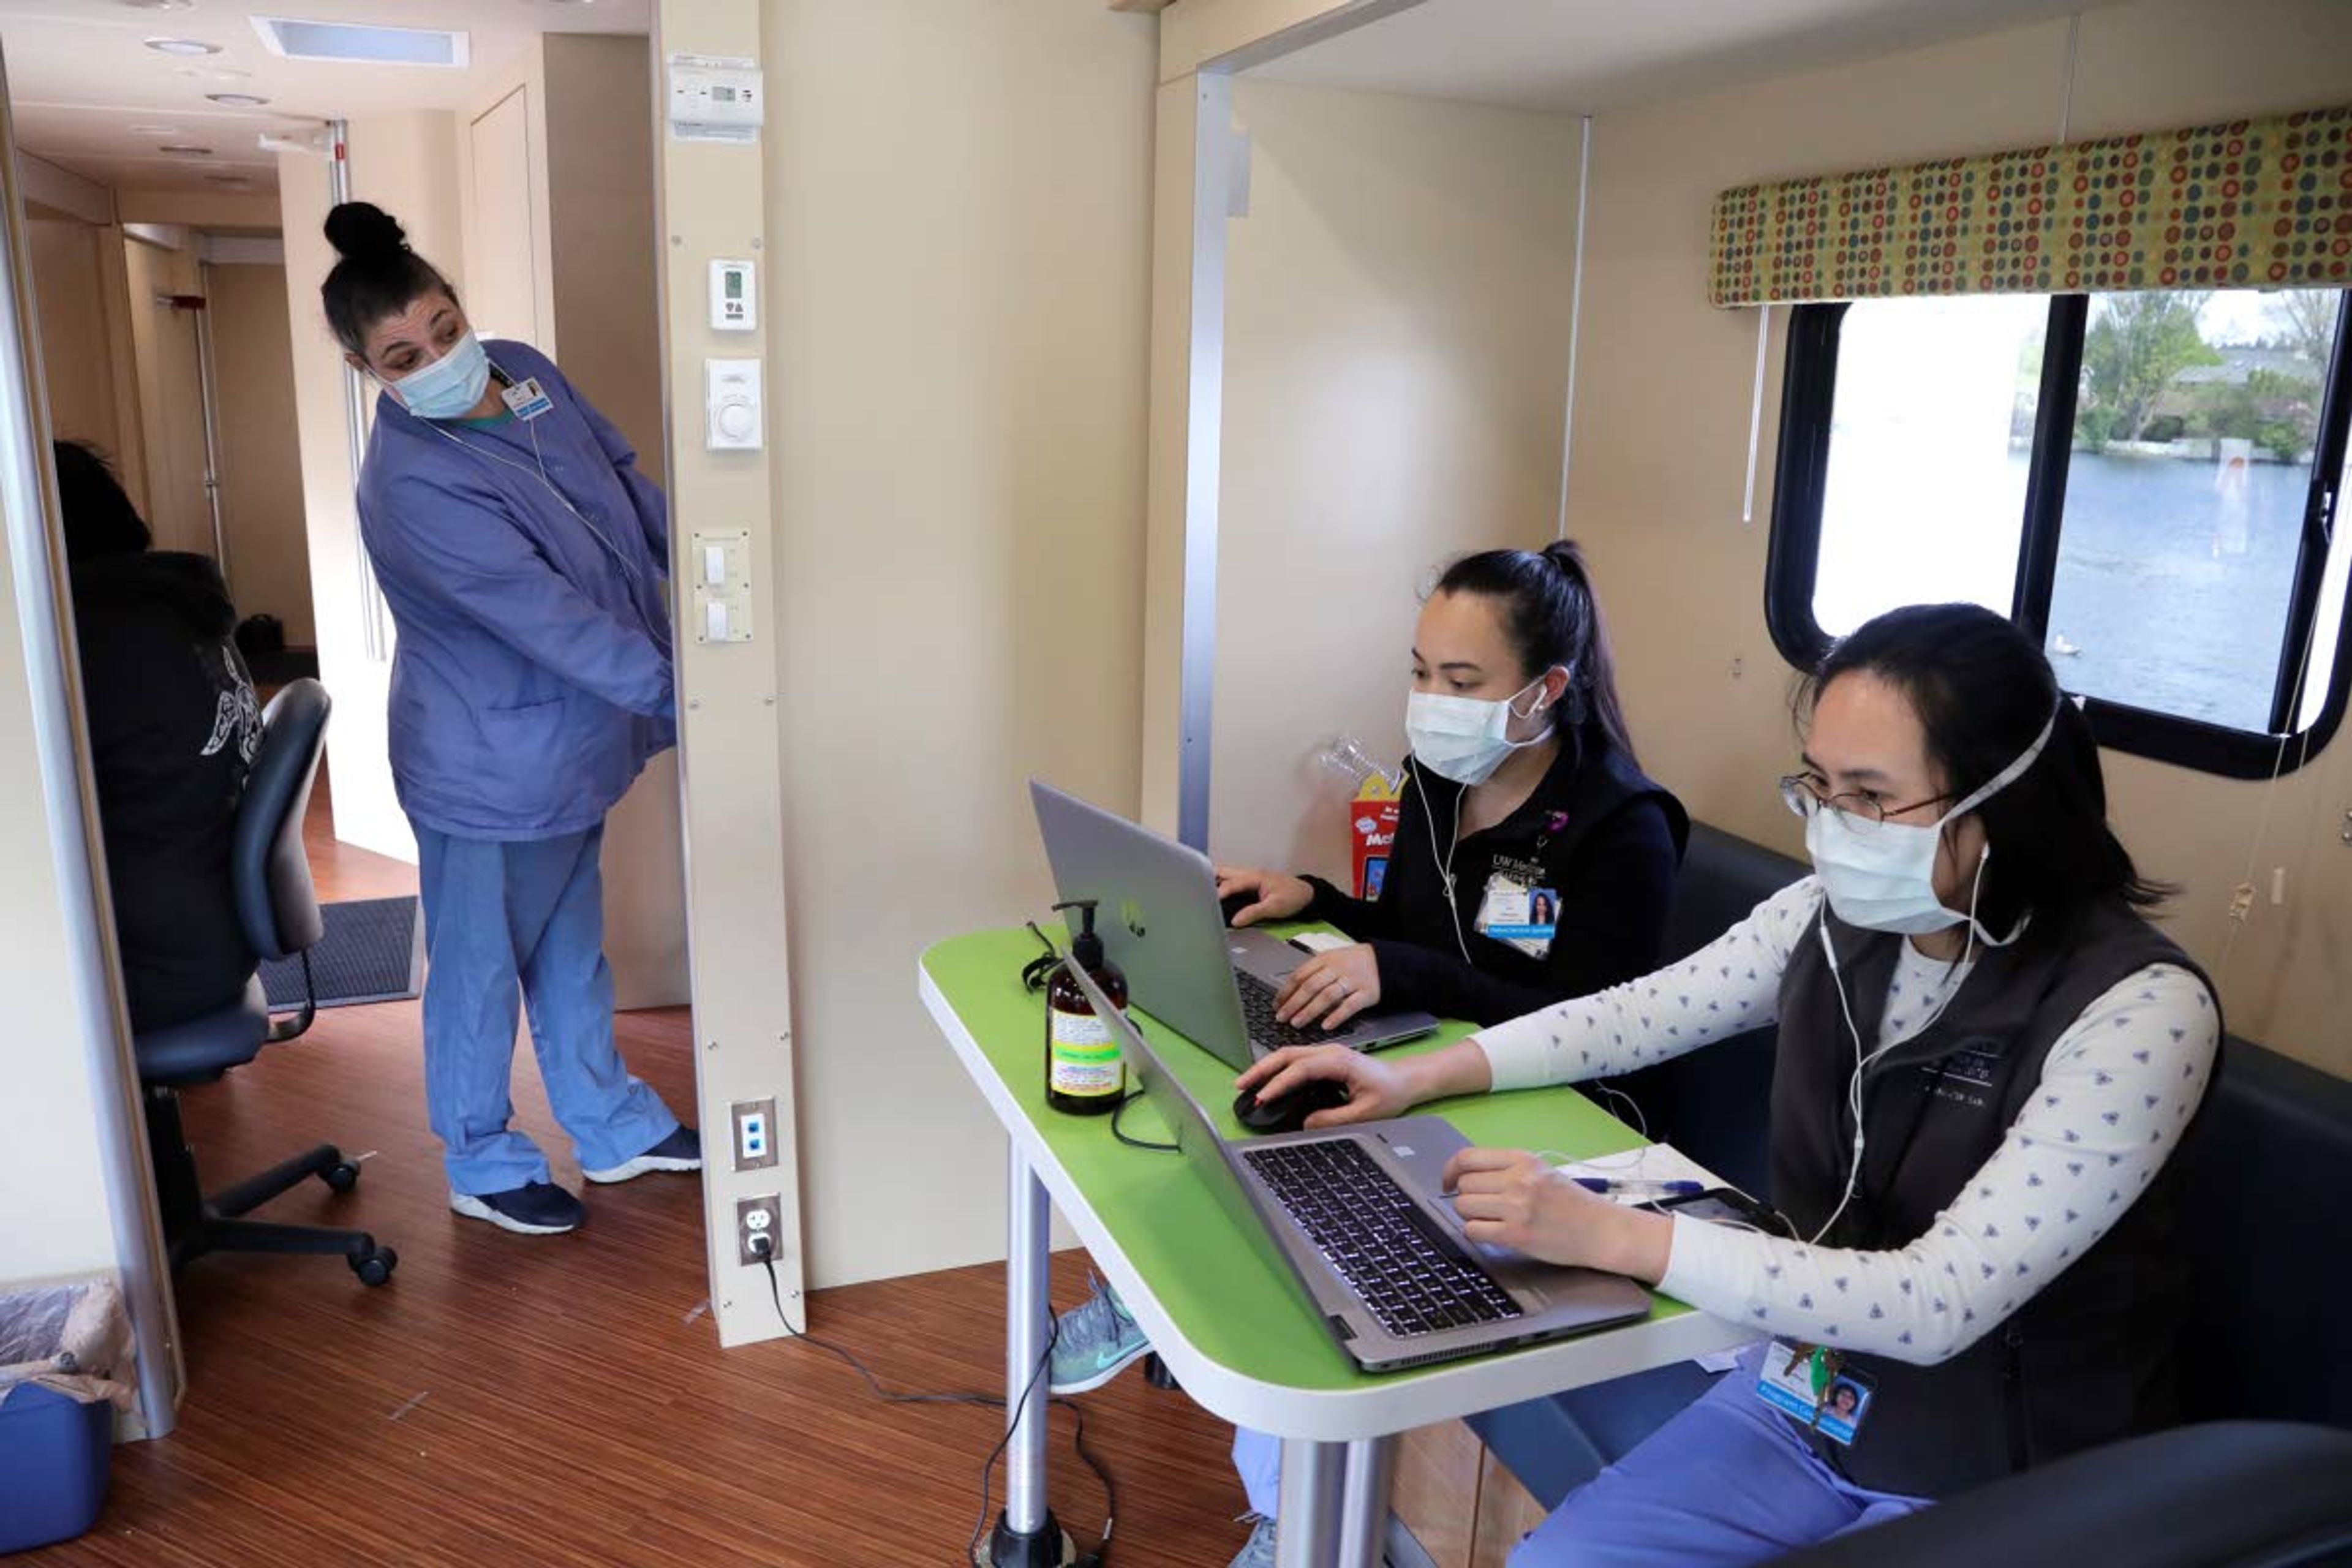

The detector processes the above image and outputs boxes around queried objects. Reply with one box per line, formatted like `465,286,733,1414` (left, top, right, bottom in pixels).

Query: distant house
2171,345,2316,390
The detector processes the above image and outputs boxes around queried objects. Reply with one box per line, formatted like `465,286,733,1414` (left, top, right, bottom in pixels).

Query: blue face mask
390,330,491,420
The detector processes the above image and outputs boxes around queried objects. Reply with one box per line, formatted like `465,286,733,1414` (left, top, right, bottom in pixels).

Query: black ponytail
1431,540,1640,766
320,202,458,360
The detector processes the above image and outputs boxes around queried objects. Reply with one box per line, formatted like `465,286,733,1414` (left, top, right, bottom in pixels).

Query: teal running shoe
1048,1274,1152,1395
1229,1515,1278,1568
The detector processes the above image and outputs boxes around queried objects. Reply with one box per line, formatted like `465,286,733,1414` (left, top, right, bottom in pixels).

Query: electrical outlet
736,1194,784,1267
731,1097,778,1170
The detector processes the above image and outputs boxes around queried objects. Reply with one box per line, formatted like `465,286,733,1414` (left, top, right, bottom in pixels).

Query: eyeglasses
1777,774,1953,829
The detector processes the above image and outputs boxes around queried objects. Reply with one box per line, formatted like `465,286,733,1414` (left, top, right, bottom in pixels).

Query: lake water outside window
1812,288,2344,736
2049,290,2342,731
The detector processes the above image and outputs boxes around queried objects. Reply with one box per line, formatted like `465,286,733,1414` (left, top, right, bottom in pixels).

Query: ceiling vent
250,17,469,68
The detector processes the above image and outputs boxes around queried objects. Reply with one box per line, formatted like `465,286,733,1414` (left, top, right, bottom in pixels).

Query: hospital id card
1755,1338,1877,1446
502,377,556,421
1474,873,1558,958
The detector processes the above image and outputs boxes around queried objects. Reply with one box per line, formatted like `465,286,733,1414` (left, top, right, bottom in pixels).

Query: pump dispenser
1044,899,1128,1115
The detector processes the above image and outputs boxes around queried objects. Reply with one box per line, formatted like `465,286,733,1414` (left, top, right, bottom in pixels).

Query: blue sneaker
450,1180,585,1235
1229,1515,1277,1568
1049,1275,1152,1394
584,1126,703,1185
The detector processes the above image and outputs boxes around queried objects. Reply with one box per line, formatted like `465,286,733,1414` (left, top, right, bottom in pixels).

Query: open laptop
1031,780,1438,1067
1065,959,1654,1373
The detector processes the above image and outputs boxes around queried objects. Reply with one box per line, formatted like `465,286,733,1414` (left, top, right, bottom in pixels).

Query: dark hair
320,202,459,359
1431,540,1638,764
51,440,151,561
1801,603,2168,938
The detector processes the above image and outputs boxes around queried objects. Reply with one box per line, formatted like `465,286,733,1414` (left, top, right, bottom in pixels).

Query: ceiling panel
1251,0,2128,113
0,0,649,196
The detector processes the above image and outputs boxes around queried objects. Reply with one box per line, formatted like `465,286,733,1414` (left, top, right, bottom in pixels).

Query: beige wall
121,236,211,560
279,110,467,864
1565,0,2352,1071
208,261,313,646
762,0,1156,1286
26,217,122,457
1210,80,1581,879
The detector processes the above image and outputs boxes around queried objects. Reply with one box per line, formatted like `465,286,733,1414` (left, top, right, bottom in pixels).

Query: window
1768,287,2352,777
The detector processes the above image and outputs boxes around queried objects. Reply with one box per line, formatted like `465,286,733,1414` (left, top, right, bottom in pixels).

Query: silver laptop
1031,780,1438,1068
1067,959,1654,1373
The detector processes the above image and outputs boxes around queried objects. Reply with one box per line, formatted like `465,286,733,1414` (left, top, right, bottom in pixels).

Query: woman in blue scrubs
320,202,696,1236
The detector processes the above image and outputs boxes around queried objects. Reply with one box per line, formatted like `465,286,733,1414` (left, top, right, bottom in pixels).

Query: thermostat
705,358,762,451
709,258,755,332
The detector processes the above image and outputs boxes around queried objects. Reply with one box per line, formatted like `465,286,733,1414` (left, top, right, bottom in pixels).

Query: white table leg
992,1142,1061,1565
1276,1438,1348,1567
1337,1435,1399,1566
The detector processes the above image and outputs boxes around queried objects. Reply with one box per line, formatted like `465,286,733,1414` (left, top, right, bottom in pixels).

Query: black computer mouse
1219,888,1256,928
1233,1079,1350,1136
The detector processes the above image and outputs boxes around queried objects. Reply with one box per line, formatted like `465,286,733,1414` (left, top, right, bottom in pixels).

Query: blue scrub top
356,340,676,842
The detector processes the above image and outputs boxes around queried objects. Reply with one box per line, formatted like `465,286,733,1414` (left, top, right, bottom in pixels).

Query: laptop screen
1066,960,1300,1287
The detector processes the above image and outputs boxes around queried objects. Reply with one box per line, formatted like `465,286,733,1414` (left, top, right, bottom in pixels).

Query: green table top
919,923,1709,1400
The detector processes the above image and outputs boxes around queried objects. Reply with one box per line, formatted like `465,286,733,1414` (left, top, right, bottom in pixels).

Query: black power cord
1109,1090,1177,1153
751,1238,1118,1567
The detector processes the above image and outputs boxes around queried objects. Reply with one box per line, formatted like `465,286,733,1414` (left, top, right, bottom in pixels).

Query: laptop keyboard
1242,1139,1523,1340
1234,968,1345,1050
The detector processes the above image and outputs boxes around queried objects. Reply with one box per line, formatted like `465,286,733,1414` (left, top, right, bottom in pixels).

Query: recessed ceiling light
143,37,222,56
120,0,197,11
129,123,183,136
158,145,216,156
205,92,270,107
176,66,251,81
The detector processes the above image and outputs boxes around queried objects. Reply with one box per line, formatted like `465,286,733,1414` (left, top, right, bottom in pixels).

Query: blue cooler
0,1383,113,1553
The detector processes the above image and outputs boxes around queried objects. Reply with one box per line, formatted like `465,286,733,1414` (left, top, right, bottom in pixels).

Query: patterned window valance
1709,104,2352,307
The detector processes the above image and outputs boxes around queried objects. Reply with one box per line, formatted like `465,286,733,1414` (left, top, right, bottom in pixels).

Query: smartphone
1648,1185,1789,1234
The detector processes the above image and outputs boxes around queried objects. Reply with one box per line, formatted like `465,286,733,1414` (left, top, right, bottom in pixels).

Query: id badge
1474,875,1558,959
502,377,556,421
1754,1338,1876,1446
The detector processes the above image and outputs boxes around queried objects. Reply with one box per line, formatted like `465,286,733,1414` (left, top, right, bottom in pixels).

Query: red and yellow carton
1349,774,1404,900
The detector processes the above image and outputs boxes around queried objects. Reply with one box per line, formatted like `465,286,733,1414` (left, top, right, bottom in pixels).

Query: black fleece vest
1770,899,2217,1498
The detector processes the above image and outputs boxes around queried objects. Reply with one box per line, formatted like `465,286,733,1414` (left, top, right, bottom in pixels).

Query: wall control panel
709,258,755,331
704,357,762,450
669,63,764,139
690,528,753,644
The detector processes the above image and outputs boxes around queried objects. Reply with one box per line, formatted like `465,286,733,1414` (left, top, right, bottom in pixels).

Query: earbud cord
1414,767,1474,965
1806,843,1989,1246
410,363,644,587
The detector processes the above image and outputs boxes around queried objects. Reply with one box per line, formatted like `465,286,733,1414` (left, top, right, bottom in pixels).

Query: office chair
134,678,397,1286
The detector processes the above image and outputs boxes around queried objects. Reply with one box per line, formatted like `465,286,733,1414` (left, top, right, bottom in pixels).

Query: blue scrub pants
415,822,679,1196
1231,1346,1927,1564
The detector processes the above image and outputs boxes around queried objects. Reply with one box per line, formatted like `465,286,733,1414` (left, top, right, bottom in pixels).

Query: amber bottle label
1048,1008,1123,1099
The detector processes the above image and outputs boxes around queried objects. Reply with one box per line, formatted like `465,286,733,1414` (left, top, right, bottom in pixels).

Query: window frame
1765,291,2352,780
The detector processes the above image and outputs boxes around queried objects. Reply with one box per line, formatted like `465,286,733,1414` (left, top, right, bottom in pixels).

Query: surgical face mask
388,330,491,421
1406,675,1555,786
1801,709,2057,939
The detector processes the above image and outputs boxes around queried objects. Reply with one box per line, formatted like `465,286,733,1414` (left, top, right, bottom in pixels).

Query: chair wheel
350,1246,397,1287
322,1161,361,1193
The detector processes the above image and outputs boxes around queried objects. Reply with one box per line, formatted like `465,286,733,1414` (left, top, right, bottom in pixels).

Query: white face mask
1406,674,1555,786
1803,709,2057,940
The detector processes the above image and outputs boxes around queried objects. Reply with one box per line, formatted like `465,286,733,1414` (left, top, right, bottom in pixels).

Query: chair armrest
1770,1423,2352,1568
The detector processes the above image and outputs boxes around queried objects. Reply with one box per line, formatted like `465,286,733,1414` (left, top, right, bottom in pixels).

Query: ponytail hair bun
325,201,407,263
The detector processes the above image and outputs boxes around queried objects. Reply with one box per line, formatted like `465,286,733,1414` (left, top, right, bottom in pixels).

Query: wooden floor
26,772,1251,1567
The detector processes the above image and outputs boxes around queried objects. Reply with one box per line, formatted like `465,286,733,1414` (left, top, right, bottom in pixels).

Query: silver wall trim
0,45,182,1436
1177,72,1241,853
326,120,390,663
